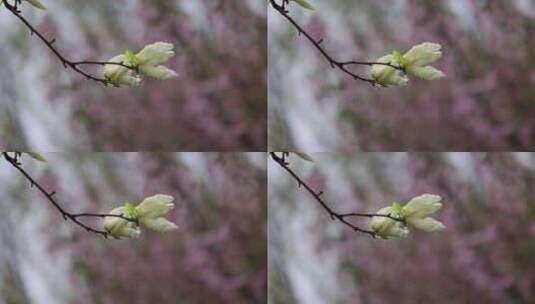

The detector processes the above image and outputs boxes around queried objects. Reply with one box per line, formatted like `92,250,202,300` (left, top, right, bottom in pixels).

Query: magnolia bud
1,0,47,10
135,42,178,80
25,152,47,162
291,0,315,10
103,207,140,239
403,194,446,232
103,194,177,239
371,55,409,87
138,65,177,80
403,194,442,218
103,55,141,87
406,217,445,232
371,207,409,239
136,194,174,218
102,42,177,86
370,194,445,239
26,0,45,9
139,217,178,232
403,42,446,80
291,152,315,162
370,42,445,85
136,194,178,232
403,42,443,68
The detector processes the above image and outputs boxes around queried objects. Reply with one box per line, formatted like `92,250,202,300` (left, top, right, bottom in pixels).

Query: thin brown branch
269,152,402,238
269,0,403,86
1,152,137,238
2,0,135,86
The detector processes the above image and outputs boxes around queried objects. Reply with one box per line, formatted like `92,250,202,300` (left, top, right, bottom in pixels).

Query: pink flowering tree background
269,152,535,303
0,1,266,151
268,0,535,151
0,153,266,303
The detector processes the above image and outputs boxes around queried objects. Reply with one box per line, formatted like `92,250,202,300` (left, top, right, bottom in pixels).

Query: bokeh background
269,152,535,303
0,0,266,151
0,152,266,303
268,0,535,151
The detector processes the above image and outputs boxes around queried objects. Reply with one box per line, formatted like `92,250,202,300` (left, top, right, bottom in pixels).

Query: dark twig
270,152,402,237
269,0,403,86
1,152,137,238
1,0,135,86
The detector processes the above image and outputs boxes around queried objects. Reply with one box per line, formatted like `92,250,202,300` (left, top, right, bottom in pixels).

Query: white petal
292,152,314,162
136,194,174,218
371,207,392,232
371,55,394,80
371,207,409,239
103,56,125,80
136,42,175,66
121,225,142,239
403,194,442,218
291,0,315,10
403,42,442,67
407,217,445,232
387,224,410,239
139,65,178,80
371,55,408,87
140,217,178,232
123,74,142,87
103,207,141,239
26,0,46,9
386,73,409,87
407,66,446,80
103,55,141,87
25,152,47,162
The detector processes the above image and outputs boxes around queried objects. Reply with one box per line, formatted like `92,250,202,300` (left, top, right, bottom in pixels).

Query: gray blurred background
0,152,267,304
268,0,535,151
269,152,535,303
0,0,266,151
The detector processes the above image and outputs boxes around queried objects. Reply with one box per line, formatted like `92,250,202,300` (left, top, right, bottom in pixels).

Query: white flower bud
370,42,445,85
371,55,409,87
291,152,315,162
138,65,177,80
370,193,445,239
102,42,177,86
1,0,47,10
371,207,409,239
403,42,446,80
403,42,443,67
25,152,47,162
26,0,45,9
403,194,442,218
139,217,178,232
103,207,140,239
291,0,315,10
103,55,141,87
406,217,445,232
136,194,174,218
103,194,177,239
406,66,445,80
136,194,178,233
136,42,178,80
136,42,175,67
403,194,445,232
